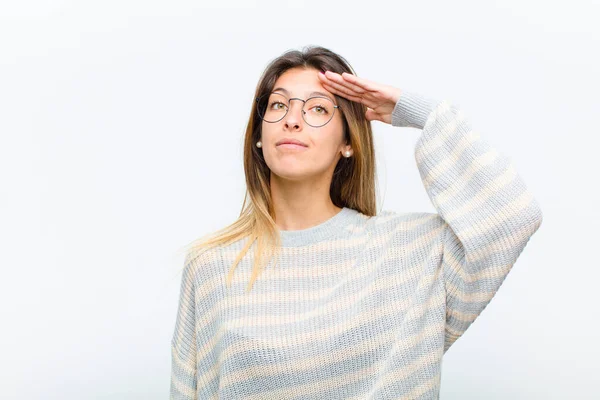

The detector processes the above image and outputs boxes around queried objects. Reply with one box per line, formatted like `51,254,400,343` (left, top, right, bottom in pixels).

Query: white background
1,0,598,398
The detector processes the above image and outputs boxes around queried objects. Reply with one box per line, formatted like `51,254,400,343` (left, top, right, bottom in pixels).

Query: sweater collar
278,207,358,247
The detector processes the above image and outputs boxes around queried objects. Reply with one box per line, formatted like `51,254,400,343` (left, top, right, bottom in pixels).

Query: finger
321,77,362,99
340,72,379,93
365,108,381,122
340,73,378,94
321,82,363,103
318,71,347,89
322,71,369,95
322,81,381,110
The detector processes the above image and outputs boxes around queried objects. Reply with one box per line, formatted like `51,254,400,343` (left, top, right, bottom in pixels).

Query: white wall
1,0,597,398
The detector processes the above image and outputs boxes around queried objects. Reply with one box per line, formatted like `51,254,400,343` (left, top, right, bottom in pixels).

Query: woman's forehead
273,68,332,97
271,86,334,102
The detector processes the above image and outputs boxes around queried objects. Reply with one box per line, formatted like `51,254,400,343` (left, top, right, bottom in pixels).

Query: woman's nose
284,99,305,128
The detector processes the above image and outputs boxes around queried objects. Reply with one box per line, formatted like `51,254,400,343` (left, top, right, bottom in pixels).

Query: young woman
170,46,543,399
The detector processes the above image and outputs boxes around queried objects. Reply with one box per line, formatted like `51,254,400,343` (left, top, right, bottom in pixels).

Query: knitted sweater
170,91,543,399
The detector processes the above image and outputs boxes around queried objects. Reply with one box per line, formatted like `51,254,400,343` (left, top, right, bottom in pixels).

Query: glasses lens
257,92,288,123
257,93,336,127
303,96,335,127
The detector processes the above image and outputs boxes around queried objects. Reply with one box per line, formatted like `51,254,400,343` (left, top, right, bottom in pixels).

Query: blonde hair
179,45,379,292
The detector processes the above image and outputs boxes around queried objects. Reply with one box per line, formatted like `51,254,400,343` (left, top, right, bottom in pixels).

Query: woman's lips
277,143,308,150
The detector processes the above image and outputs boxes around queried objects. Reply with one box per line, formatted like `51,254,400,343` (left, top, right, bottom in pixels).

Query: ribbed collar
278,207,358,247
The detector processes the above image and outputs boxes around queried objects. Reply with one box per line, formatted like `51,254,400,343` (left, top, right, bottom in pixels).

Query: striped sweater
170,91,543,399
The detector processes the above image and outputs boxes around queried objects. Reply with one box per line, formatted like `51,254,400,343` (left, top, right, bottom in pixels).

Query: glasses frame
255,92,341,128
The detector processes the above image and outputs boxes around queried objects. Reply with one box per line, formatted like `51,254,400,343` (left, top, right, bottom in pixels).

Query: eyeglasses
255,92,341,128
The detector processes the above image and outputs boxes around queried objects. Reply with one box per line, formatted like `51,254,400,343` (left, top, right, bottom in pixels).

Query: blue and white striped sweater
170,90,543,399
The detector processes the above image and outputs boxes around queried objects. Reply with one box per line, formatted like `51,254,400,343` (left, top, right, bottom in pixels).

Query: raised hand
318,70,402,124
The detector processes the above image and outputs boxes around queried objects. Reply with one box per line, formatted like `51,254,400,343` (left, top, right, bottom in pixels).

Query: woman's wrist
391,91,440,129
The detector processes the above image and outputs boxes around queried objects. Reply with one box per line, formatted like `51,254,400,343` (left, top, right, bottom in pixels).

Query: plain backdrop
1,0,598,399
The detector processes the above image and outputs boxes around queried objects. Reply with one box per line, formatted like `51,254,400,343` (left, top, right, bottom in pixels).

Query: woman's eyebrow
272,87,334,102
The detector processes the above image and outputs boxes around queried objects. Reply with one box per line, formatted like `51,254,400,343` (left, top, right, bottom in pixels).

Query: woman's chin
270,168,313,182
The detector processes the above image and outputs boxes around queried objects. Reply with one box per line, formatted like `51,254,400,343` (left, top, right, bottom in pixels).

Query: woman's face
259,67,351,182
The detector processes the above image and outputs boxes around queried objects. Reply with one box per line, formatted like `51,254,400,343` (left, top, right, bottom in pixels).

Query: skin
260,67,402,231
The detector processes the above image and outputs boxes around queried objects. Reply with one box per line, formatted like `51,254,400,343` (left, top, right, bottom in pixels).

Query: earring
256,141,262,148
344,150,351,157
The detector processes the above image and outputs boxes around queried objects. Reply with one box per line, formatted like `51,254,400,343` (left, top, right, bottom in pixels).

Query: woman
170,46,543,399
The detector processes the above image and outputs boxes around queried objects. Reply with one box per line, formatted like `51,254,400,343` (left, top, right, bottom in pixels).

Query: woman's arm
170,253,199,399
392,90,544,352
319,71,543,352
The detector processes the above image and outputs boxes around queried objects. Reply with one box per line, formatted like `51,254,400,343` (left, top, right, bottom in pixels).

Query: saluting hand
318,70,402,125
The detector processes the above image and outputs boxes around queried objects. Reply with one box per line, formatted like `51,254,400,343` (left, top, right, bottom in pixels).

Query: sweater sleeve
170,253,199,399
391,91,543,353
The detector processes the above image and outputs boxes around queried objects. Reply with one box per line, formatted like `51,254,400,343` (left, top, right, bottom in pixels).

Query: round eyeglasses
255,92,341,128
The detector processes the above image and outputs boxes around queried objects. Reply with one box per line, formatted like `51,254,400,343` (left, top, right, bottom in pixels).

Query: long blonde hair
180,45,379,292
